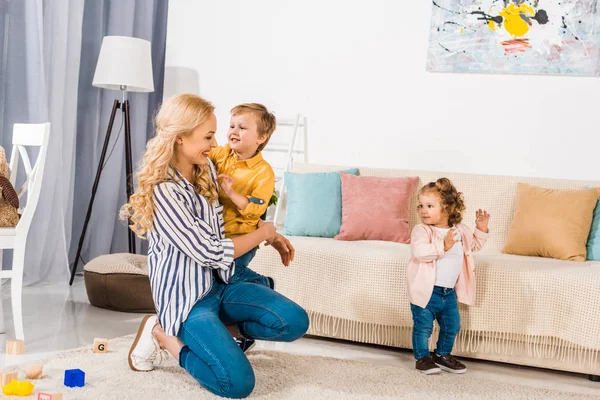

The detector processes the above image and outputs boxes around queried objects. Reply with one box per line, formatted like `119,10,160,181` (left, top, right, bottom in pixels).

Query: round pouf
84,253,155,313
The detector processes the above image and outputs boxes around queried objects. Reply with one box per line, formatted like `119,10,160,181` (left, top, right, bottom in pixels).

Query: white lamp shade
92,36,154,92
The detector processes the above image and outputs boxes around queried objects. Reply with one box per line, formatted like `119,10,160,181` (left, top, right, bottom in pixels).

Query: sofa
250,163,600,378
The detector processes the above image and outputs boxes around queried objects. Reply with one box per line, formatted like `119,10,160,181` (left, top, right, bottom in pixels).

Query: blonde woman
121,94,309,398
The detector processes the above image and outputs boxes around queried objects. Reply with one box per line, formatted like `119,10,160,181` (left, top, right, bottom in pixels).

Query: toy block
2,379,34,396
64,368,85,387
1,370,18,386
25,363,43,379
5,339,25,355
93,338,108,353
38,393,63,400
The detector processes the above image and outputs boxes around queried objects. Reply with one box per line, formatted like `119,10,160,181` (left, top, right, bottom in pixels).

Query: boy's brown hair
231,103,277,152
419,177,466,226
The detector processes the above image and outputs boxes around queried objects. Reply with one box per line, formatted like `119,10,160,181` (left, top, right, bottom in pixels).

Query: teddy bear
0,146,20,227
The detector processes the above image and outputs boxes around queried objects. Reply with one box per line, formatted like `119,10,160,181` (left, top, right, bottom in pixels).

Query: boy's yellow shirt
210,144,275,238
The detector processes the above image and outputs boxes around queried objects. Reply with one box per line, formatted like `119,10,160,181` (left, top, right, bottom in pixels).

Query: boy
211,103,282,353
210,103,278,290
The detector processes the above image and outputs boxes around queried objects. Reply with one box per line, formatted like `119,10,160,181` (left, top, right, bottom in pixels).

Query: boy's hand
475,209,491,233
444,229,459,252
217,174,234,197
218,174,250,210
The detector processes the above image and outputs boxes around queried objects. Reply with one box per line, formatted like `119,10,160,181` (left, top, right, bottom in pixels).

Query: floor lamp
69,36,154,285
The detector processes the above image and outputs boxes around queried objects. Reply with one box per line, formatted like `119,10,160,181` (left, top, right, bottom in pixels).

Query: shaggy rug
7,335,599,399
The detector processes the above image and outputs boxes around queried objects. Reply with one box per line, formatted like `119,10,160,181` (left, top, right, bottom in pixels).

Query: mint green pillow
283,168,359,237
586,199,600,260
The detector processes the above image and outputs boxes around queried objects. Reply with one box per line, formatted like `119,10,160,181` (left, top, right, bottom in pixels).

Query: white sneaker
128,315,169,372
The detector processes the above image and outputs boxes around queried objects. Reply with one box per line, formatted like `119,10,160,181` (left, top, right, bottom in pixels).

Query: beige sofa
251,163,600,379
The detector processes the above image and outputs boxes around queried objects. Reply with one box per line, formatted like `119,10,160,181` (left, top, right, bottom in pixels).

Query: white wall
164,0,600,180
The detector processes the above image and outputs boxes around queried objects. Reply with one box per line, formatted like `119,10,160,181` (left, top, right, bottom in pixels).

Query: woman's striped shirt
148,165,235,336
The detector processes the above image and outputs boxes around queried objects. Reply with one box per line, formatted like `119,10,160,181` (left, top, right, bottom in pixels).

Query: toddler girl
407,178,490,375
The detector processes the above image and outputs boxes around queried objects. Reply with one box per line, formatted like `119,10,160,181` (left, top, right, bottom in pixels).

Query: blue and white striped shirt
148,163,235,336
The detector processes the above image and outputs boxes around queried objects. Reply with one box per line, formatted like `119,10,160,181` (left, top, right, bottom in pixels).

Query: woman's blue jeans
177,278,309,398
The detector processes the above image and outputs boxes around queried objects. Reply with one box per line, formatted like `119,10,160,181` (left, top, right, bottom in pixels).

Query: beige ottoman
84,253,155,313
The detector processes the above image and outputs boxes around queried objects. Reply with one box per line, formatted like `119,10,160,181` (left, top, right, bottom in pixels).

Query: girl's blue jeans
410,286,461,360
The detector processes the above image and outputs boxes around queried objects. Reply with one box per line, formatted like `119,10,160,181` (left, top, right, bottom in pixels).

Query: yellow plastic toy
2,379,35,396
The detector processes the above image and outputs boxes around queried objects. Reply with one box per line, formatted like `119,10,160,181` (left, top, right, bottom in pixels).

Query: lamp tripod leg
69,100,120,286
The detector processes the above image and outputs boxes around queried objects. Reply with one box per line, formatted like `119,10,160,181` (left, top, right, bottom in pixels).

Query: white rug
9,335,599,400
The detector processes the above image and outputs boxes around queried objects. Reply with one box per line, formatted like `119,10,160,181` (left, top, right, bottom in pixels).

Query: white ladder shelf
261,114,307,227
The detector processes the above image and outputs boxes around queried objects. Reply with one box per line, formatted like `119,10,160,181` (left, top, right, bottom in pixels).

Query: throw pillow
503,183,600,261
335,173,419,243
586,193,600,261
283,168,359,237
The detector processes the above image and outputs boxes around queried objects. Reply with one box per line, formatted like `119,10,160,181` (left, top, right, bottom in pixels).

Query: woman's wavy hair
120,93,218,238
419,177,465,226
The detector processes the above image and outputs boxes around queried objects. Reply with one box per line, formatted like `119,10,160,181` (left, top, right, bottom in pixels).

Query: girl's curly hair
419,177,465,226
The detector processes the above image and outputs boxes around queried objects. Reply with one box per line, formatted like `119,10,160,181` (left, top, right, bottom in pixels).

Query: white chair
0,123,51,340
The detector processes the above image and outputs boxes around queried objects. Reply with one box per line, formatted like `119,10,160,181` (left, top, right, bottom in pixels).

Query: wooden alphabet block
93,338,108,353
1,370,18,386
38,393,63,400
5,339,25,355
25,363,43,379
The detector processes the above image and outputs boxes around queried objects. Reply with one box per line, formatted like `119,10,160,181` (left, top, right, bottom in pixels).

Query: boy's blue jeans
228,247,272,288
410,286,461,360
177,278,309,398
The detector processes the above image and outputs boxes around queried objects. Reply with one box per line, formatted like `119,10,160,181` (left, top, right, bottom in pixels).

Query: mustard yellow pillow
503,183,600,261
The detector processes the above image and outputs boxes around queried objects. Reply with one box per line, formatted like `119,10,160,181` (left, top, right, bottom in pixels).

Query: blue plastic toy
64,369,85,387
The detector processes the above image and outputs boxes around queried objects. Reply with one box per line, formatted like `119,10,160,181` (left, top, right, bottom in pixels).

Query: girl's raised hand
475,209,491,233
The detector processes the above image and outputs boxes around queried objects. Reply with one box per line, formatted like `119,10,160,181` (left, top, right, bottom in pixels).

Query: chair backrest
8,123,51,234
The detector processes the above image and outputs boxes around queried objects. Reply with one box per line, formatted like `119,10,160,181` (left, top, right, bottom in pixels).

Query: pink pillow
335,173,418,243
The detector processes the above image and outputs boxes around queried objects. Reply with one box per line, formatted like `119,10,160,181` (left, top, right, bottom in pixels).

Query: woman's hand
475,209,491,233
258,221,276,244
444,228,459,252
265,233,295,266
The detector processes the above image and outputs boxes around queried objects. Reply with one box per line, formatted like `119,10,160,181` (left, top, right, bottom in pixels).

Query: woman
121,94,309,398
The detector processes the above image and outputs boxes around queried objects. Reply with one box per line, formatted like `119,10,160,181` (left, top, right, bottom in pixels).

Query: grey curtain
70,0,168,274
0,0,168,285
0,0,85,285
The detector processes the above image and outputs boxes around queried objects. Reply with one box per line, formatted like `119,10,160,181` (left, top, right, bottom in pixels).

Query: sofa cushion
283,168,358,237
84,253,155,313
502,183,600,261
250,236,412,324
586,199,600,261
335,173,418,243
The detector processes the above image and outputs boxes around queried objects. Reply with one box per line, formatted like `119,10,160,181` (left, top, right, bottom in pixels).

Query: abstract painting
427,0,600,75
